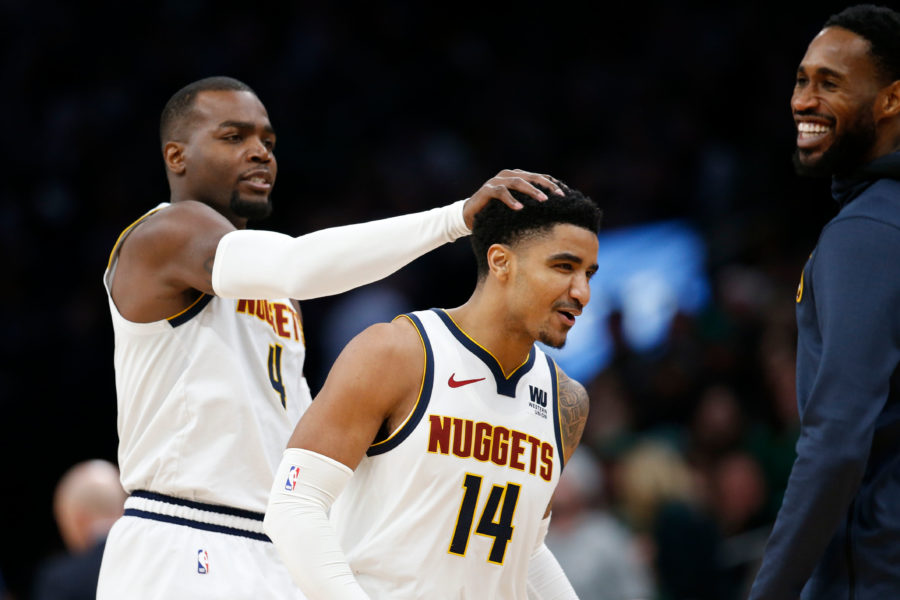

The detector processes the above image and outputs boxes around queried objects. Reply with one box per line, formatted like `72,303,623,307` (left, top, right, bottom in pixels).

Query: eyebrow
217,120,276,135
797,65,846,80
548,252,599,270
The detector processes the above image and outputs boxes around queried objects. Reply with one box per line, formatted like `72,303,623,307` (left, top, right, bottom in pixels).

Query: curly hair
470,180,602,280
159,76,257,146
825,4,900,83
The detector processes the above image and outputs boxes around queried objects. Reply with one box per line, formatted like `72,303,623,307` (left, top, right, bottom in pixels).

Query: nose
570,274,591,307
248,138,272,163
791,85,818,113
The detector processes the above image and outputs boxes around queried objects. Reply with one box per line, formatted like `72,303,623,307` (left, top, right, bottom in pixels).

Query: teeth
249,176,266,183
798,122,831,134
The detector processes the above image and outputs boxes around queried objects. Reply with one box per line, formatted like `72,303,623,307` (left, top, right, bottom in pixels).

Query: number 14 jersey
331,308,565,600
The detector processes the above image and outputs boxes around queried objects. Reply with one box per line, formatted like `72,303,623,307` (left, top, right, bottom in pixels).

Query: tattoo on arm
557,369,589,459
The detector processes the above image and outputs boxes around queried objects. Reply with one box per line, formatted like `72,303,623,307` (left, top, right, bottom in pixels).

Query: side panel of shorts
97,515,307,600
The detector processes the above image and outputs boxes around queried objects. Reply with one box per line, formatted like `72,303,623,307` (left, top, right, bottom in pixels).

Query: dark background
0,1,865,598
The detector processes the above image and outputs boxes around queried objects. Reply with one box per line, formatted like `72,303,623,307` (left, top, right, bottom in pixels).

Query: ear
163,141,186,176
486,244,513,282
876,80,900,120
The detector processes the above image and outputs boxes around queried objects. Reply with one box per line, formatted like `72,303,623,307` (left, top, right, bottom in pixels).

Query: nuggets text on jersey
427,414,554,481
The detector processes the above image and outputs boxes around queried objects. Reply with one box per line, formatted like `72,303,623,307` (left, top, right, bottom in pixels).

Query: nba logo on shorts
197,549,209,574
285,465,300,491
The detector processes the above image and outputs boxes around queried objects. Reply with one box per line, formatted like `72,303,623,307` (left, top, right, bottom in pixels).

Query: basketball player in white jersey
97,75,561,599
266,183,601,599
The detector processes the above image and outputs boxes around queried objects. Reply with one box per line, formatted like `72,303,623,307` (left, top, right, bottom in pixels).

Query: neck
168,186,248,229
446,285,534,377
869,122,900,162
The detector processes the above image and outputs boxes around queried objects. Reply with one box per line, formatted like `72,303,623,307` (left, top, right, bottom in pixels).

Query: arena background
0,1,868,598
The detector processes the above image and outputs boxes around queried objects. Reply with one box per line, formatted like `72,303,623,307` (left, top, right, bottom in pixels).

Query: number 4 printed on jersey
449,473,521,564
268,343,286,408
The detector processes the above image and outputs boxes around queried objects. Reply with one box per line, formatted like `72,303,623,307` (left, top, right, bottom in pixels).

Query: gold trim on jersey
369,314,428,448
166,293,210,323
441,310,530,379
106,205,167,270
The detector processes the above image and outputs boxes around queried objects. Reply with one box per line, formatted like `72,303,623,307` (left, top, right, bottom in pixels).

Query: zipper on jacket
845,500,856,600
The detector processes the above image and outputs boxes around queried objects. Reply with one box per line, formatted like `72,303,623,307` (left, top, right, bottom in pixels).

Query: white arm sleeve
527,515,579,600
264,448,370,600
212,199,469,300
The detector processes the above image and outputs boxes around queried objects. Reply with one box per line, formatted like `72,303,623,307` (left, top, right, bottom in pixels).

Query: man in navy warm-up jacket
749,5,900,600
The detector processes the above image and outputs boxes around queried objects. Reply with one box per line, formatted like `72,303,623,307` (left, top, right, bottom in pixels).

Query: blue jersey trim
130,490,265,521
123,508,271,542
367,312,434,456
431,308,535,398
167,294,213,328
546,355,565,470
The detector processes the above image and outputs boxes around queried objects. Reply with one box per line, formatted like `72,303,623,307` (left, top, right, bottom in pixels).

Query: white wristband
264,448,370,600
212,199,469,300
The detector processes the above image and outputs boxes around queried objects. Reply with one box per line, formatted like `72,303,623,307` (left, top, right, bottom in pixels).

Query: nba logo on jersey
285,465,300,491
197,549,209,574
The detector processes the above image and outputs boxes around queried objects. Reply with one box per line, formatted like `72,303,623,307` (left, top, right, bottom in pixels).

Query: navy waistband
124,489,271,542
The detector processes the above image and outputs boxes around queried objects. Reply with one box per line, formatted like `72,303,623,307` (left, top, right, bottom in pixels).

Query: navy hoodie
749,152,900,599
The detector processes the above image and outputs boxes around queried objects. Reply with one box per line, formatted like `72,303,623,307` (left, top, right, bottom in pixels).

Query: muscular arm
211,170,562,301
112,170,561,322
285,317,424,467
749,217,900,599
525,367,588,600
558,368,590,465
264,318,424,598
111,200,234,322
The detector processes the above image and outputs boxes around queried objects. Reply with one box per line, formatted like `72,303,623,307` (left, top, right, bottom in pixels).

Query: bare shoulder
112,201,236,318
556,367,590,462
121,200,233,261
289,316,425,467
317,316,425,407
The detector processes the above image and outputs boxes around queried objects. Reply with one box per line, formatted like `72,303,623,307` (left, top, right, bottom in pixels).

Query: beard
793,108,877,178
230,191,273,221
537,327,568,350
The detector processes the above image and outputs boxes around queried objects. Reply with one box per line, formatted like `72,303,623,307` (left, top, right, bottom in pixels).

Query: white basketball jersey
331,308,565,600
103,204,310,513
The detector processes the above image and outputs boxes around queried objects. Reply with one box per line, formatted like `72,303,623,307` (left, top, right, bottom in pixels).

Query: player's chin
231,194,273,220
537,328,569,350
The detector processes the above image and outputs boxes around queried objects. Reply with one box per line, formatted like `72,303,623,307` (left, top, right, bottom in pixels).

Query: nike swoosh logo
448,373,486,388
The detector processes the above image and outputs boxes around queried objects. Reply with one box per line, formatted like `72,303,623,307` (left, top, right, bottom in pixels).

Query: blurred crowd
0,1,861,598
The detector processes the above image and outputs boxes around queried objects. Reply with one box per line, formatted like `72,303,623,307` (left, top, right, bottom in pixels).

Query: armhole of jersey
167,293,214,327
367,312,434,456
106,204,213,328
546,355,565,470
106,205,168,273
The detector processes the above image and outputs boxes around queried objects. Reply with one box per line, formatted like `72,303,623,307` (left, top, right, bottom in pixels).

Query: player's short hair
470,180,602,280
825,4,900,83
159,76,257,145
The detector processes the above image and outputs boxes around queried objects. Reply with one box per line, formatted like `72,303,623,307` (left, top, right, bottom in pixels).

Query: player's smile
795,115,835,156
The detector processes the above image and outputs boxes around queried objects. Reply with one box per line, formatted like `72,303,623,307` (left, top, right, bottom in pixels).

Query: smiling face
166,90,277,223
503,223,599,349
791,26,883,176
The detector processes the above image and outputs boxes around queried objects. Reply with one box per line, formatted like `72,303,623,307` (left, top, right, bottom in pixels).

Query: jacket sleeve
748,216,900,599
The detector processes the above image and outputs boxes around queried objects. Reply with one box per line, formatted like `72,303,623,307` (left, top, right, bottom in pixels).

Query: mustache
794,109,836,124
553,301,584,313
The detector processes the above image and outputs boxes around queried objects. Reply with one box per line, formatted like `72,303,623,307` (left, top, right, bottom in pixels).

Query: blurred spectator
31,459,126,600
546,447,654,600
614,439,731,600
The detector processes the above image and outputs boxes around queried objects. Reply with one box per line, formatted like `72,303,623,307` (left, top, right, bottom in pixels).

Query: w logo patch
529,385,547,407
528,385,548,418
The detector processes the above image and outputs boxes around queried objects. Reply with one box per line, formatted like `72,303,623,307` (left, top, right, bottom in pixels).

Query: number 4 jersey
103,204,310,513
330,308,565,599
